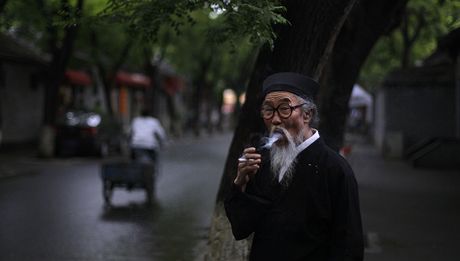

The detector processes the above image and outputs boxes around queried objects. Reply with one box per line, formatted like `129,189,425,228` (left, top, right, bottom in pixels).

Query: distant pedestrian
225,72,364,261
129,109,166,164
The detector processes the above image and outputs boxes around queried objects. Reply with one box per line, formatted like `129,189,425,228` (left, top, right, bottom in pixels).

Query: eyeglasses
260,103,306,120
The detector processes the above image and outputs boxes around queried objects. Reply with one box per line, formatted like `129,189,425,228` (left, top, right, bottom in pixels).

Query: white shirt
278,129,320,182
130,116,166,150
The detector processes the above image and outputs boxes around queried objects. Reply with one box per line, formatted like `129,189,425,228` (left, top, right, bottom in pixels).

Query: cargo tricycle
100,161,156,205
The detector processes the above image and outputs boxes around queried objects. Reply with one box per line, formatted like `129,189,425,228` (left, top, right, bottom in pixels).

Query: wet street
0,133,232,261
2,132,460,261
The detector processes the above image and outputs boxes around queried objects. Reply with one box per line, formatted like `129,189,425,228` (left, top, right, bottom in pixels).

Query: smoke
238,132,282,162
259,132,282,150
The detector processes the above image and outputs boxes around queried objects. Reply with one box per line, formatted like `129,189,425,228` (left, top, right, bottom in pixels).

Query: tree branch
313,0,358,80
408,9,426,47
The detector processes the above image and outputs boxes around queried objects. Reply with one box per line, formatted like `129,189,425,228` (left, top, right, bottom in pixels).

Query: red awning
64,70,93,86
163,76,184,96
115,71,151,88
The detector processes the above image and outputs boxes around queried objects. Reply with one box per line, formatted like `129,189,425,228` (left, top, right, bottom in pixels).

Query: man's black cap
261,72,319,100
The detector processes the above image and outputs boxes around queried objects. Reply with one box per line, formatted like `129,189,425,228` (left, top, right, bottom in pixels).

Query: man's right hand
234,147,261,192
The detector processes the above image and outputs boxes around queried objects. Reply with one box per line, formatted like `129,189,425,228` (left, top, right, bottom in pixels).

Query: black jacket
225,138,364,261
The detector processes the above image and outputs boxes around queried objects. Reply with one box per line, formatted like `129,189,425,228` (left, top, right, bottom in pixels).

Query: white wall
373,84,455,157
1,63,44,144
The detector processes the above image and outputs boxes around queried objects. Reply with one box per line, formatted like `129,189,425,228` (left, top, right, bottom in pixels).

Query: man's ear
303,111,311,124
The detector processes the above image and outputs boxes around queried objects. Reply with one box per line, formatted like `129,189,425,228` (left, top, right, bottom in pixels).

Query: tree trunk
205,87,214,135
43,0,84,125
143,47,162,118
90,30,112,116
147,64,162,118
192,56,212,136
0,62,3,146
318,0,408,151
400,8,425,69
91,31,134,116
206,0,359,259
38,0,83,157
165,93,180,136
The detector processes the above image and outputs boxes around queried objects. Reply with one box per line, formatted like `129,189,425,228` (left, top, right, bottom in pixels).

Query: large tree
206,0,408,259
318,0,408,152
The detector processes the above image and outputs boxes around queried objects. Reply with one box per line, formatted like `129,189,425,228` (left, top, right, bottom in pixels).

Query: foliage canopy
99,0,287,46
358,0,460,90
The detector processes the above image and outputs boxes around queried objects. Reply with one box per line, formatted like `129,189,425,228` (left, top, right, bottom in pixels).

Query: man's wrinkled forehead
263,91,298,104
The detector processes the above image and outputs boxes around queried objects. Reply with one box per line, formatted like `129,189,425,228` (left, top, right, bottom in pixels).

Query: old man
225,72,364,261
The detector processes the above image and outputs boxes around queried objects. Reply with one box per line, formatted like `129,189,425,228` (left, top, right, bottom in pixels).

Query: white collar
296,129,320,153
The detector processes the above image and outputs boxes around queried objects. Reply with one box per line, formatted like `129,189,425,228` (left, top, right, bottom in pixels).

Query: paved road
1,132,459,261
347,136,460,261
0,132,232,261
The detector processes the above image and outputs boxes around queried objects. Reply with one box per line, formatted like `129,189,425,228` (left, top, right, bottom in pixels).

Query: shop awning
115,71,151,88
163,76,184,96
64,70,93,86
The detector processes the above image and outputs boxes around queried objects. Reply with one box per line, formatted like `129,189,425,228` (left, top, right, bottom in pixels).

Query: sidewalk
0,145,106,179
346,135,460,261
0,146,43,179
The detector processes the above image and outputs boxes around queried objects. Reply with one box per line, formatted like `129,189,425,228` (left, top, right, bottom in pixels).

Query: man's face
261,91,310,145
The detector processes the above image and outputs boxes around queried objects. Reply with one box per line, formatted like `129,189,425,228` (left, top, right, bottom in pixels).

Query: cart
100,162,156,205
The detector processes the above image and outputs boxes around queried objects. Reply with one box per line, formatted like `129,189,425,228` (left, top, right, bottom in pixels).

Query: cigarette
238,157,248,162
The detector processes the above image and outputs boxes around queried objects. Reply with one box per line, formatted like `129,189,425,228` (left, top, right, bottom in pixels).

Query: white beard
269,128,303,186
